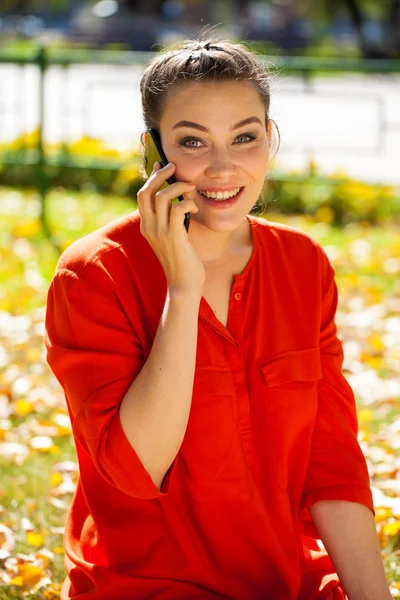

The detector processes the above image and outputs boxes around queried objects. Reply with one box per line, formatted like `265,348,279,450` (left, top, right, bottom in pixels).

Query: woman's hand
138,162,205,296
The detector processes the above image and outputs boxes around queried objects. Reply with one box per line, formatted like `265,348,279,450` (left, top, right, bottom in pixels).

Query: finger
155,180,196,203
137,184,155,232
137,162,167,228
169,198,199,234
155,183,196,233
144,162,176,194
151,161,161,174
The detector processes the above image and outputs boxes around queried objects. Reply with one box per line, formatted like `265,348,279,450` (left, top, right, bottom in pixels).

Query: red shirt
44,212,374,599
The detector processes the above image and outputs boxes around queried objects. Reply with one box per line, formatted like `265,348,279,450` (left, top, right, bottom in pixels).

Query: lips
198,187,241,200
197,187,243,200
196,187,245,208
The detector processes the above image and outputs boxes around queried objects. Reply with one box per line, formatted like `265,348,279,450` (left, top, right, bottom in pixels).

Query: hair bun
201,41,219,51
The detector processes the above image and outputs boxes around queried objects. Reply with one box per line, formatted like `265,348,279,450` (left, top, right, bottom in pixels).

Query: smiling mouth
197,187,243,200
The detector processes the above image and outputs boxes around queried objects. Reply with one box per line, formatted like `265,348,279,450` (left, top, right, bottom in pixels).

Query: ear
140,130,148,147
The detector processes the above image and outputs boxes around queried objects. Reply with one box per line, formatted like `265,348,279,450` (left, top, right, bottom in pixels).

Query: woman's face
159,80,271,233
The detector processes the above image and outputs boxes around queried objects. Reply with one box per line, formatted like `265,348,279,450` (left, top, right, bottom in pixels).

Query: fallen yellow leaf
44,582,63,599
35,552,50,569
25,347,42,363
15,398,34,416
374,507,393,523
357,409,374,423
382,521,400,537
49,472,63,487
18,563,45,591
10,575,24,587
368,334,386,353
26,531,44,547
360,354,383,370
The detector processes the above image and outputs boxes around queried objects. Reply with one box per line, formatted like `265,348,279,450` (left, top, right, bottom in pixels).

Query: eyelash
179,133,257,149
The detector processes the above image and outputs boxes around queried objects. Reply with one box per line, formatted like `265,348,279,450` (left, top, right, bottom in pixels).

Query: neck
188,217,251,265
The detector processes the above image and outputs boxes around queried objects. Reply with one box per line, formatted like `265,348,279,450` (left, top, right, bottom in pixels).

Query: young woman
44,38,391,599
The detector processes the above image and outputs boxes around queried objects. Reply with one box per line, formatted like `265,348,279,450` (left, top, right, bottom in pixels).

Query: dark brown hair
140,37,280,155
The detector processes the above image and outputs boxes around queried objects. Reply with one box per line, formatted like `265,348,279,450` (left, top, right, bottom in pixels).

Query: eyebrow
172,116,264,132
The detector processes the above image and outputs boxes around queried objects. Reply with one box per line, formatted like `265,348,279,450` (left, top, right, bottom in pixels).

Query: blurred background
0,2,399,599
1,0,400,57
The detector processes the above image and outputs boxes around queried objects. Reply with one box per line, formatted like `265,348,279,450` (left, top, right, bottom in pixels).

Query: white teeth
198,188,241,200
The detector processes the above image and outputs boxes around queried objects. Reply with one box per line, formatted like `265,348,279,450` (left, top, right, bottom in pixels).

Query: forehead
160,80,265,127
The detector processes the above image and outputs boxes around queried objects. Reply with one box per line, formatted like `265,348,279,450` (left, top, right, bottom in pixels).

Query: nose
204,147,239,180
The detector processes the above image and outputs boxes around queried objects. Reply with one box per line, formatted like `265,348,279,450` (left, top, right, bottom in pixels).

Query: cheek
240,148,269,178
172,154,205,182
247,143,269,161
161,142,192,177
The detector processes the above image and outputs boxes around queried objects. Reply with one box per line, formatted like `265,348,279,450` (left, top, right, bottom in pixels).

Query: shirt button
234,292,242,301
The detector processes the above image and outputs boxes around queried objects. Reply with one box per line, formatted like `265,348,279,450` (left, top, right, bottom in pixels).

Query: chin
191,212,244,233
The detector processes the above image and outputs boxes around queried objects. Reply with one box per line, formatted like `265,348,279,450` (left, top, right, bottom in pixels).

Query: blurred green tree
1,0,173,17
299,0,400,58
2,0,400,57
1,0,69,13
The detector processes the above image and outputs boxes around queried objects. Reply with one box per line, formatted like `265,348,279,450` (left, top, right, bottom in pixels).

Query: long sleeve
44,265,171,499
299,249,374,534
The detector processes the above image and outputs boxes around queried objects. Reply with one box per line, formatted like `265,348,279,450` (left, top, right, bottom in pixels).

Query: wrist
166,286,203,307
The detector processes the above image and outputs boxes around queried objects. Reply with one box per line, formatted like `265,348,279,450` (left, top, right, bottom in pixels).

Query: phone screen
144,129,190,232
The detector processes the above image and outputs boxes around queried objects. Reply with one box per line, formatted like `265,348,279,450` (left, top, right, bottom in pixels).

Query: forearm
309,500,391,600
120,288,201,489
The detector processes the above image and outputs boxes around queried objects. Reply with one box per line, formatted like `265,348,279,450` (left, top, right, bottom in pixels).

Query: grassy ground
0,187,399,598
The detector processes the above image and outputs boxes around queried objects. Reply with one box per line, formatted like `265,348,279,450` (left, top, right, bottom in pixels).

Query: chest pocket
260,347,322,492
179,365,252,503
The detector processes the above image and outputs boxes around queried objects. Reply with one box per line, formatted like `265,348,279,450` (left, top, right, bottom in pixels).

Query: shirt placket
199,273,258,478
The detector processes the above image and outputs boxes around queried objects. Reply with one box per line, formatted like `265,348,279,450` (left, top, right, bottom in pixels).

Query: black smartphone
143,128,190,232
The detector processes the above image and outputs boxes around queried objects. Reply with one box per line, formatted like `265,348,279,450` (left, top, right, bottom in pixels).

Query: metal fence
1,46,400,245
